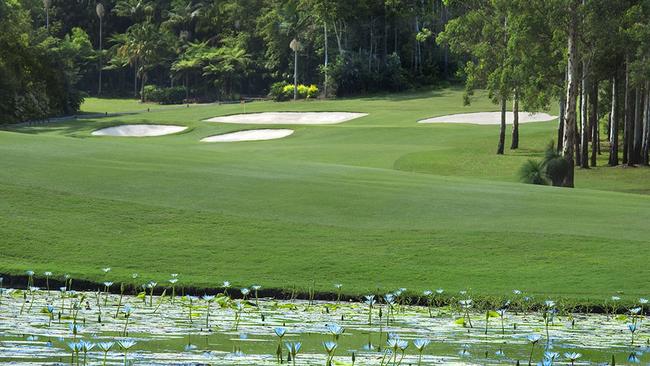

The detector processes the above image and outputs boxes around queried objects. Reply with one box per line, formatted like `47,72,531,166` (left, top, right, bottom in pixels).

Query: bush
306,84,319,99
269,82,318,101
518,141,569,187
144,85,187,104
519,160,549,185
269,81,290,101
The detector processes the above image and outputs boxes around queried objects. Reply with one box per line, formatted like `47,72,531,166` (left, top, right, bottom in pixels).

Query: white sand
92,124,187,137
201,129,294,142
418,112,557,125
205,112,367,125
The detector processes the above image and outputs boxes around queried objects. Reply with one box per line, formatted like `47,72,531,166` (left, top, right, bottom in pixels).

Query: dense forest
2,0,650,186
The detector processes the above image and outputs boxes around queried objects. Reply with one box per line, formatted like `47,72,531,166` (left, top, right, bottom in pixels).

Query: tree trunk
561,0,580,188
590,81,599,167
133,62,138,98
140,72,146,103
511,92,519,149
623,62,632,166
497,96,506,155
293,49,298,100
641,82,650,165
576,84,582,167
558,96,565,153
580,72,589,168
609,76,619,166
324,23,328,98
633,88,643,164
98,17,103,96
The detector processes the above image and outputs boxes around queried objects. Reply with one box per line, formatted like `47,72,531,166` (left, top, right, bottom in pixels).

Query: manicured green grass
1,88,649,301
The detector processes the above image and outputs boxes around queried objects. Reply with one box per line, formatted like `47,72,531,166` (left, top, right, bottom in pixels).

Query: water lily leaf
454,317,466,326
615,315,629,322
487,311,500,318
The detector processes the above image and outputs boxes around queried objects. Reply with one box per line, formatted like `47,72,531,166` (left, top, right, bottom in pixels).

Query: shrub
269,81,291,101
519,160,549,185
518,141,569,187
144,85,187,104
306,84,319,99
270,82,318,101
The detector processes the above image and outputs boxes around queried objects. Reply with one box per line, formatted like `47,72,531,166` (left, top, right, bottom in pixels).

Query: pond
0,288,647,365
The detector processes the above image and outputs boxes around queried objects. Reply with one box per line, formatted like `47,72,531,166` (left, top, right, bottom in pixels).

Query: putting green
1,88,649,302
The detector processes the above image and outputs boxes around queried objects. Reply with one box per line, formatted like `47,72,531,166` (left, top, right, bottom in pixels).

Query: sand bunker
418,112,557,125
91,124,187,137
201,129,294,142
205,112,367,125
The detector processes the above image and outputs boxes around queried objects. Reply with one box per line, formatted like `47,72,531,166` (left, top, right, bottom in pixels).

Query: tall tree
562,0,581,187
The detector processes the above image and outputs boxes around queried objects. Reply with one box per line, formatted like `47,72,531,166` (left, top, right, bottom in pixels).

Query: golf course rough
91,124,188,137
204,112,368,125
418,112,557,125
201,129,295,142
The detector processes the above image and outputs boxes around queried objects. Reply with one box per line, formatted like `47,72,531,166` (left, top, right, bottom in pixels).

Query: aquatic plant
45,304,54,326
26,270,34,288
168,278,179,304
323,341,337,366
203,295,216,328
327,323,345,341
459,299,473,328
26,286,39,313
251,285,262,306
384,293,396,324
97,342,114,366
496,308,507,335
146,281,157,307
364,295,376,325
222,281,231,297
564,352,582,365
628,323,638,345
527,334,542,366
67,341,81,365
334,284,343,304
285,341,301,366
118,339,136,366
274,327,287,363
241,287,250,300
80,340,95,365
185,295,197,324
122,304,133,336
103,281,113,306
542,300,556,341
233,301,245,330
43,271,52,292
423,290,434,317
413,338,430,366
114,283,125,318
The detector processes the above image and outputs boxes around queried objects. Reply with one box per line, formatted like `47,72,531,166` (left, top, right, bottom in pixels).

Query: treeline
0,0,458,122
0,0,94,124
439,0,650,186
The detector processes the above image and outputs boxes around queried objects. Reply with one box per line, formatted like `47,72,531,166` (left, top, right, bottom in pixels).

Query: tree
561,0,580,187
96,2,105,96
289,38,302,100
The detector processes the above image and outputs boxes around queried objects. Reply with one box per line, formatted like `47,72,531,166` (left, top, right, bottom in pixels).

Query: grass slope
1,88,648,300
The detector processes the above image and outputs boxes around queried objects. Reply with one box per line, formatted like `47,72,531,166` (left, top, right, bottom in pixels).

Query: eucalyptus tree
562,0,581,187
438,0,516,155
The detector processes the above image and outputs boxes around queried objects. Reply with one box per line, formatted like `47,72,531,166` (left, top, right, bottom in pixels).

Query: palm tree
43,0,51,31
165,0,204,38
289,38,302,100
113,0,153,21
202,45,251,99
96,3,105,96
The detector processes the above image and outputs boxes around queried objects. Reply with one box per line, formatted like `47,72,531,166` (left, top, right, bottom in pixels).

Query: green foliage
329,53,410,97
144,85,187,104
519,160,549,185
543,142,570,187
0,2,88,124
269,82,318,101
